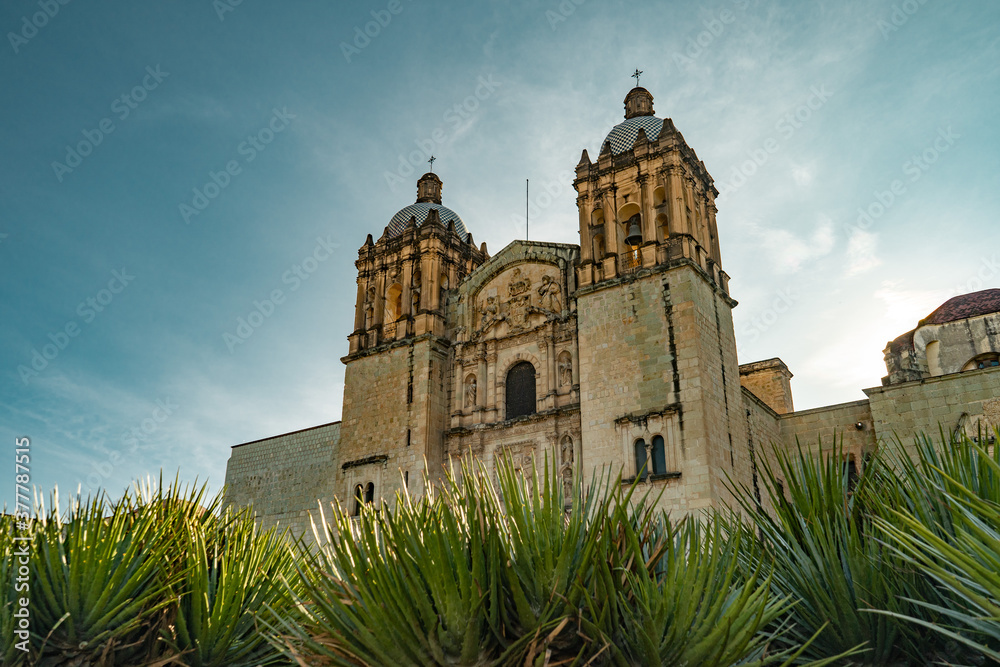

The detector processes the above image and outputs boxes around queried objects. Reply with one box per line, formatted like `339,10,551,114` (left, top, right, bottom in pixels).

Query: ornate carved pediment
471,266,564,340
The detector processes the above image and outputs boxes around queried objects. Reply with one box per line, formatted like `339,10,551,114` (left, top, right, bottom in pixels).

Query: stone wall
866,365,1000,454
223,421,341,540
778,399,875,463
576,261,746,516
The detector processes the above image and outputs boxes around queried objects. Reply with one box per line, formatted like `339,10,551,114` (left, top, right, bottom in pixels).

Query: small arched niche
653,186,666,208
592,233,606,259
386,283,403,321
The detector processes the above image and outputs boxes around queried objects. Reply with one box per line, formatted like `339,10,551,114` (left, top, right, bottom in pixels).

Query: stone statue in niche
411,290,421,312
465,376,477,407
537,274,562,314
560,437,573,466
558,353,572,387
562,468,573,504
560,437,574,504
364,287,376,329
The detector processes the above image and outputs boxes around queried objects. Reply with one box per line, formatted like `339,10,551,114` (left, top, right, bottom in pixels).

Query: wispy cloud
845,229,881,276
742,217,835,274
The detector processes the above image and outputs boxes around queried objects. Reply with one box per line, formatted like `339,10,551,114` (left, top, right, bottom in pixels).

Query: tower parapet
574,88,728,294
348,173,487,356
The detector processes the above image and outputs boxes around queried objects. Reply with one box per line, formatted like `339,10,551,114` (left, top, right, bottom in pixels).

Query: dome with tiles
386,173,469,240
601,87,666,154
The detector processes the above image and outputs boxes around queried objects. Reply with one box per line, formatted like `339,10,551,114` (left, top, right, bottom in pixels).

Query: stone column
602,188,620,255
578,193,593,263
707,197,722,263
401,262,413,318
431,254,443,311
373,274,386,327
477,346,487,409
546,331,556,397
667,165,687,237
487,343,498,418
353,280,365,331
639,174,655,246
454,353,465,415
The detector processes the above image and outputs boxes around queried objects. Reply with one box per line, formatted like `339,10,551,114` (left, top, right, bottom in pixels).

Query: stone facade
223,86,1000,538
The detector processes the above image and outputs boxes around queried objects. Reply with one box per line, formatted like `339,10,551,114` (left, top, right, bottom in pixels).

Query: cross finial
632,68,643,87
428,155,436,172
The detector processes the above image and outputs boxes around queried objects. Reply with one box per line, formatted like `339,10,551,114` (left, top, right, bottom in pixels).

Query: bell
624,216,642,246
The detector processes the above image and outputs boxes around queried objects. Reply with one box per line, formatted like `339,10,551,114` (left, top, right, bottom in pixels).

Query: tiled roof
603,115,665,154
887,329,915,354
920,288,1000,326
386,203,468,240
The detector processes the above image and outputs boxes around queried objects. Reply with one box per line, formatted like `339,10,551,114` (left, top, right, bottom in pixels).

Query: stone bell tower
574,86,746,514
339,172,488,505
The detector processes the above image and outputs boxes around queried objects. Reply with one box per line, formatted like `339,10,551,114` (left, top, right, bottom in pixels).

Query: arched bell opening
386,283,403,322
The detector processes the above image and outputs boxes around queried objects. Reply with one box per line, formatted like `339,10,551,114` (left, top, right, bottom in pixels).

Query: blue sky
2,0,998,505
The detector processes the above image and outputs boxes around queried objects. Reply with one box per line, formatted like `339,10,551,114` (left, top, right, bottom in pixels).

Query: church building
224,86,1000,536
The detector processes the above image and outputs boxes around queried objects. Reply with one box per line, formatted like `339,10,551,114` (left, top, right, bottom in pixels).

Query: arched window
352,484,364,516
505,361,536,419
364,482,375,504
634,439,648,479
963,353,1000,372
651,435,666,475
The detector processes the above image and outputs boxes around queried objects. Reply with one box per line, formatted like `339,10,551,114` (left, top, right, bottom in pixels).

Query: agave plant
872,430,1000,661
165,508,298,666
30,488,183,665
273,459,505,666
731,439,925,665
612,516,797,666
489,455,611,664
275,454,829,666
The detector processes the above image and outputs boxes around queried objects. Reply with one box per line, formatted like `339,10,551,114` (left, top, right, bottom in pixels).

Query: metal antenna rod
526,179,529,240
